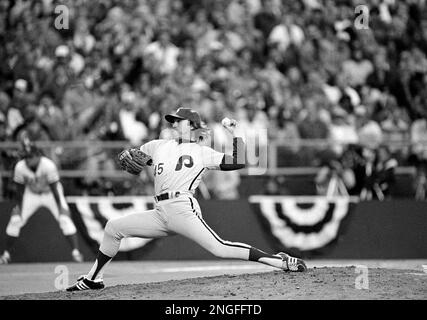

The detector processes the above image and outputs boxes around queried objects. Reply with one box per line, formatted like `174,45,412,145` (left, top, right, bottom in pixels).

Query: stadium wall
0,198,426,262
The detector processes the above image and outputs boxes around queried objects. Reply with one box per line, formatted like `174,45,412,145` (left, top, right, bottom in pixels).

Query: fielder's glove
118,148,153,175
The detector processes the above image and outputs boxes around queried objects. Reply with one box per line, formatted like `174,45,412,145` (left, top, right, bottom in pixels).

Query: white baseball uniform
6,156,76,237
76,121,303,287
100,139,254,260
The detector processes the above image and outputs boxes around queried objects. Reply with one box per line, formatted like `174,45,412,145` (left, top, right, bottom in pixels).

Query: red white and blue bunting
249,196,359,254
67,196,156,252
66,195,358,256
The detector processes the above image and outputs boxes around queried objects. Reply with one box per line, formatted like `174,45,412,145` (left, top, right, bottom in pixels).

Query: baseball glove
118,148,153,175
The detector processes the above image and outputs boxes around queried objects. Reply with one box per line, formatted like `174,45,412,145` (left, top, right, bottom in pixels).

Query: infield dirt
2,266,426,300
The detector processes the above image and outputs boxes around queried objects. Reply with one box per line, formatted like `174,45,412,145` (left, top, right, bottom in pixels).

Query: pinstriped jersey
140,139,225,195
13,157,59,194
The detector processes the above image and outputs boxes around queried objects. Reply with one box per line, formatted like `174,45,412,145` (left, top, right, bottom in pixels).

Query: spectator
118,90,149,146
144,31,180,75
373,145,398,199
273,109,300,143
35,93,68,140
366,46,392,91
410,116,427,163
335,72,361,111
0,114,6,141
297,98,329,140
328,106,359,156
296,97,330,166
0,116,8,198
268,14,305,53
7,80,28,134
355,105,383,150
0,91,11,135
272,108,301,166
315,157,356,196
358,147,378,200
235,101,269,161
253,0,279,40
339,144,367,196
380,100,411,159
356,144,396,201
410,116,427,199
414,164,427,200
341,48,374,89
12,111,52,142
2,0,427,195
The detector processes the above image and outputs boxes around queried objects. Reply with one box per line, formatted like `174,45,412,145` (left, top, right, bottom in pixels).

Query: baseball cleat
277,252,307,272
66,276,105,292
0,251,11,264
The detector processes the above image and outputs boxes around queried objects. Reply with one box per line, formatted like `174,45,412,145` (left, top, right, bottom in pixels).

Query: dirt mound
2,267,426,300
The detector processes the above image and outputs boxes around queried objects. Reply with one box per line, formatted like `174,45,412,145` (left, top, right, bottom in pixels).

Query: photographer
410,116,427,199
373,146,398,199
315,155,356,197
360,146,397,200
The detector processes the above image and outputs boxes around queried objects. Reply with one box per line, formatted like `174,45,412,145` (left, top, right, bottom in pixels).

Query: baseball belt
154,191,181,203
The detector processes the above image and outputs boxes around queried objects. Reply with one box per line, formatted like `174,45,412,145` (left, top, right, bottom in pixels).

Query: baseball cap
165,108,203,129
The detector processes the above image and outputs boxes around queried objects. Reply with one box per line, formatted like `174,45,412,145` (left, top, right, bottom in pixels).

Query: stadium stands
1,0,427,199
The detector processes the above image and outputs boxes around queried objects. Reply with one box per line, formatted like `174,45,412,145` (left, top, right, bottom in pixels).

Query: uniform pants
100,195,251,260
6,186,76,237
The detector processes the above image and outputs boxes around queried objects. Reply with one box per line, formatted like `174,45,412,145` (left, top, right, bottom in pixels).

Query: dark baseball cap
165,107,202,129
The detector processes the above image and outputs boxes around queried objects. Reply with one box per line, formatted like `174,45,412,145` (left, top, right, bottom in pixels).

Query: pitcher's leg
67,209,167,291
170,211,286,269
90,209,167,279
98,209,168,257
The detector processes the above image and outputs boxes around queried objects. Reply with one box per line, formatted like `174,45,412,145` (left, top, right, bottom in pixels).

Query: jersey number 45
154,155,194,176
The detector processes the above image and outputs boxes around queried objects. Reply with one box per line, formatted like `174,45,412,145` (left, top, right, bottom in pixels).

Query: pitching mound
2,267,426,300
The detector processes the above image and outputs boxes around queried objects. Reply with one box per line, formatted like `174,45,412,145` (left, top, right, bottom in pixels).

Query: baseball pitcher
67,108,306,291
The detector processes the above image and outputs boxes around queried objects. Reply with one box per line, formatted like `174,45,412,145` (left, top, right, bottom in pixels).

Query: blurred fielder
67,108,306,291
0,140,83,264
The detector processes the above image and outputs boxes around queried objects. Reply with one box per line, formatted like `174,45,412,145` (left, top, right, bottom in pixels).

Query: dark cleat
66,276,105,292
277,252,308,272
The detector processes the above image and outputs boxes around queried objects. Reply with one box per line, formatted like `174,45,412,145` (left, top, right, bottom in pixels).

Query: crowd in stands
1,0,427,199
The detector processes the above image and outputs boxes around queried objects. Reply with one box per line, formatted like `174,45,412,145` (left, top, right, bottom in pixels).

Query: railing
0,139,422,177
